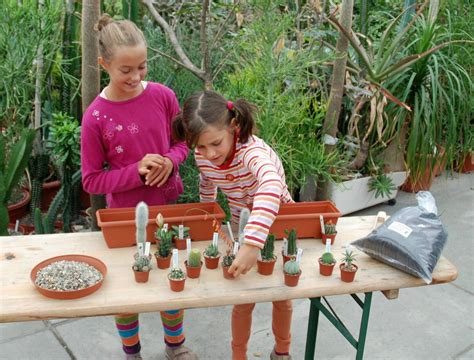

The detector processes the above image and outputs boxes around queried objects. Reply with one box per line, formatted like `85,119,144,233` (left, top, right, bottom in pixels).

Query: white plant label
320,215,325,235
282,238,288,256
388,221,413,238
233,241,239,255
144,242,151,256
227,221,235,242
186,238,191,257
163,223,168,232
179,225,184,239
212,232,219,246
296,248,303,265
172,249,179,268
15,220,19,232
325,241,331,254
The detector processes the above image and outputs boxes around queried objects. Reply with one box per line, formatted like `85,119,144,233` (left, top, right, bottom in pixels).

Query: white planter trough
327,171,408,215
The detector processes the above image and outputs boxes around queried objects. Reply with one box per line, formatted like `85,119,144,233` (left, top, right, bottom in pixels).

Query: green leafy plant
341,248,357,271
320,252,336,265
171,225,190,239
261,233,276,261
133,253,152,272
283,259,301,275
324,221,337,235
368,173,396,198
187,249,202,268
169,267,186,280
156,229,173,258
285,229,298,256
204,243,220,258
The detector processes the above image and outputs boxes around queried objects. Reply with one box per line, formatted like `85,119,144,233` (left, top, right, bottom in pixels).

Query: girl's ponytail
232,98,257,143
172,112,187,143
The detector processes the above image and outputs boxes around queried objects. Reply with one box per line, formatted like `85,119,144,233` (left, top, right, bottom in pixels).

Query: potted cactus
203,243,221,269
257,233,277,276
282,229,298,264
171,224,190,250
168,267,186,292
154,213,173,269
132,202,152,282
283,259,301,287
322,220,337,245
340,248,358,283
221,250,236,280
318,251,336,276
185,248,203,279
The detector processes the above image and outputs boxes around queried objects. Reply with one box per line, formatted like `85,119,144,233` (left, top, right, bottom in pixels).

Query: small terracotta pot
461,152,474,173
168,274,186,292
284,271,301,287
257,258,277,276
203,253,221,269
318,258,335,276
133,269,150,283
8,223,27,235
222,265,234,280
7,188,30,223
155,254,172,269
340,263,358,283
322,233,336,245
185,260,203,279
401,168,433,193
282,252,295,264
174,237,187,250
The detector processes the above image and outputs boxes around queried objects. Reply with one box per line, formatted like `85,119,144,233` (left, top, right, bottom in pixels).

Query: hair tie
227,100,234,111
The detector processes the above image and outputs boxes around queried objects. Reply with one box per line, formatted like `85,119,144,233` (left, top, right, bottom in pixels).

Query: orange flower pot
185,260,203,279
7,188,30,223
257,258,277,276
222,265,234,280
96,202,226,248
155,254,172,269
318,258,335,276
174,237,187,250
321,233,336,245
461,152,474,173
204,254,220,269
284,271,301,287
340,264,358,283
168,275,186,292
265,201,341,239
133,269,150,283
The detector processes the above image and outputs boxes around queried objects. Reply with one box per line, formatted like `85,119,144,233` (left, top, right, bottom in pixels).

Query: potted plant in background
340,247,358,283
322,221,337,245
185,248,203,279
283,259,301,287
203,242,221,269
168,267,186,292
257,233,277,276
171,224,190,250
282,229,298,264
319,251,336,276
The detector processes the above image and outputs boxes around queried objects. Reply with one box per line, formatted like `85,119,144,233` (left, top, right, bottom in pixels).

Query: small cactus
284,259,300,275
222,250,235,267
324,221,337,235
171,225,190,239
341,248,357,270
156,230,173,258
135,202,149,245
261,233,276,261
320,252,336,265
204,243,219,257
188,249,202,267
133,253,152,272
169,267,186,280
285,229,298,256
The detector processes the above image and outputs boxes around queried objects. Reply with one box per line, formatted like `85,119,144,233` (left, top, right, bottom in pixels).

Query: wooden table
0,216,458,359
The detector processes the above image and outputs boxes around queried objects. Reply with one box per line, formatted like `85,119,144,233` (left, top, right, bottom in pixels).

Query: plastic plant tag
325,241,331,254
282,238,288,256
163,223,168,232
320,215,325,235
172,249,179,269
296,248,303,265
186,238,191,257
212,232,219,247
15,220,19,232
144,242,151,256
227,222,235,242
233,242,239,255
179,225,184,240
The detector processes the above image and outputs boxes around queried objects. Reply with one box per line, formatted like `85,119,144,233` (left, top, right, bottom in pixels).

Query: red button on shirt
225,174,235,181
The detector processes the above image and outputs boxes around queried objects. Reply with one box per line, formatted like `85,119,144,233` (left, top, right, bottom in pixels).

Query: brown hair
172,90,257,147
95,14,146,62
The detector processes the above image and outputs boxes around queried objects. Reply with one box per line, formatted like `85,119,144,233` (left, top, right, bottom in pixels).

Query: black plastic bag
352,192,448,283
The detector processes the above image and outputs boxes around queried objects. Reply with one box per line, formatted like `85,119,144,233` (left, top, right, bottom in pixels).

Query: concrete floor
1,172,473,360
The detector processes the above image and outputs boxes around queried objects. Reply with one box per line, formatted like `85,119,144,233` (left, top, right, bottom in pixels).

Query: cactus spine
188,249,202,267
135,201,148,246
284,259,300,275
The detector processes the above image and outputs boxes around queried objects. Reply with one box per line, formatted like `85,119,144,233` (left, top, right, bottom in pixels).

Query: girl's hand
228,243,260,278
145,156,174,187
138,154,164,176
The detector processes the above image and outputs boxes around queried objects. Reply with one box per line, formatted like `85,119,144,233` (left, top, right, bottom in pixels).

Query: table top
0,216,458,323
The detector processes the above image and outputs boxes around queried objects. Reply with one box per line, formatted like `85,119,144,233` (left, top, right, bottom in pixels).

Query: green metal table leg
305,297,321,360
355,292,372,360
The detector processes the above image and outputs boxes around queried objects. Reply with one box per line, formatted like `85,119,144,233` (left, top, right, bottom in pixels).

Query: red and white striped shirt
196,135,293,248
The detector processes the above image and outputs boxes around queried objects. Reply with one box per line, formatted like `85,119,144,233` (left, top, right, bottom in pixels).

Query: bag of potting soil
351,191,448,284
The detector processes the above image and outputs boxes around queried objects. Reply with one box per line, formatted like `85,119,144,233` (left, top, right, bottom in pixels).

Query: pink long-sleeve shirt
197,135,293,248
81,82,188,208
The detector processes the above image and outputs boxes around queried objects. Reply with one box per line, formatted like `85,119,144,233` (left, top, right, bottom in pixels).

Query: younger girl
173,90,293,360
80,15,196,360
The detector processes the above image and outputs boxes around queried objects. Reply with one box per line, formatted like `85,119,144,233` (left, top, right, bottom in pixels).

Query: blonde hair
95,14,146,62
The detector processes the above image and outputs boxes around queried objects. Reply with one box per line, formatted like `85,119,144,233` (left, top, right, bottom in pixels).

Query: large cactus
188,249,201,267
135,201,149,246
261,233,276,261
286,229,298,256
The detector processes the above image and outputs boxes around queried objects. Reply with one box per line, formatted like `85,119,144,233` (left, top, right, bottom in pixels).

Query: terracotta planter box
7,188,31,223
266,201,341,239
97,202,226,248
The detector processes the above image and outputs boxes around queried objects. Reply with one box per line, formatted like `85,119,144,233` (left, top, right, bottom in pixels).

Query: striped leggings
115,310,185,355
